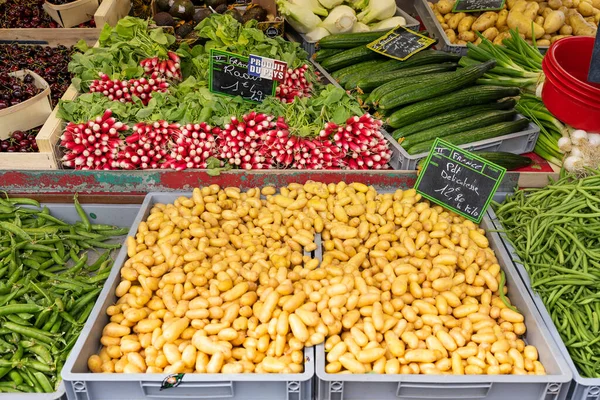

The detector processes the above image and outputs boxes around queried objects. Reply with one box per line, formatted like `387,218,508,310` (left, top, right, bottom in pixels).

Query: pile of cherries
0,0,95,28
0,73,40,110
0,44,73,107
0,128,39,153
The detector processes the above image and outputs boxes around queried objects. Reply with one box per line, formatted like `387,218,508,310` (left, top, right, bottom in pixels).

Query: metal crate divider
488,208,600,400
391,114,541,170
285,7,420,57
314,213,572,400
61,192,316,400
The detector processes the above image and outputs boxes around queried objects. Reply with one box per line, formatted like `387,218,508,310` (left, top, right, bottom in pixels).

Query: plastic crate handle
396,382,492,399
140,380,234,398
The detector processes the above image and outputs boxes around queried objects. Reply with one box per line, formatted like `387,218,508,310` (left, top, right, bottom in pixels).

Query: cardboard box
0,70,52,140
43,0,100,28
0,0,130,45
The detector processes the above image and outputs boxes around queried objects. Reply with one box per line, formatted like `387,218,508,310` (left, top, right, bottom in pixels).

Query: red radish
89,72,169,105
275,64,315,104
331,114,391,170
162,122,220,170
140,52,182,81
115,121,178,170
216,112,275,169
60,109,126,170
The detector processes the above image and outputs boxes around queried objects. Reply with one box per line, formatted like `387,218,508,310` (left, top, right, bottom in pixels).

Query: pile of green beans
493,169,600,378
0,195,127,393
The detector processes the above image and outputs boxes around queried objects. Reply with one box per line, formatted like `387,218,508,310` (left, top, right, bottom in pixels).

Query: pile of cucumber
316,32,530,157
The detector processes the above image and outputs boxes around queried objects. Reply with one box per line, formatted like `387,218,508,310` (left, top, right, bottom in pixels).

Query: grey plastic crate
315,213,572,400
488,208,600,400
414,0,549,55
285,7,420,57
1,202,139,400
390,114,540,170
62,192,316,400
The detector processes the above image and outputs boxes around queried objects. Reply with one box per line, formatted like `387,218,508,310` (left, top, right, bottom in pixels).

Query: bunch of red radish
89,72,169,105
140,52,182,81
60,110,126,170
162,122,220,170
330,115,392,170
60,111,391,170
114,121,177,170
216,112,275,170
275,64,315,104
259,119,344,169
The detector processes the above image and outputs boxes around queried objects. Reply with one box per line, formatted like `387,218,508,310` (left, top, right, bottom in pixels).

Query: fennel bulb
318,0,344,10
289,0,328,17
357,0,396,24
370,16,406,30
352,21,371,32
306,26,330,40
277,0,323,33
319,5,356,34
347,0,369,10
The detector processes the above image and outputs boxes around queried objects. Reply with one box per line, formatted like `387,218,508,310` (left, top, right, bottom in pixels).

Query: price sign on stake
453,0,505,12
415,139,506,223
209,49,277,103
367,26,436,61
589,33,600,83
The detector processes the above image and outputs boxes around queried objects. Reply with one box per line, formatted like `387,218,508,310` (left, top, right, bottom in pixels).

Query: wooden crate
0,85,78,170
0,0,130,45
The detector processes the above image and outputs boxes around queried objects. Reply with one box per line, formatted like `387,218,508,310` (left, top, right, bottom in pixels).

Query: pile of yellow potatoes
87,182,545,376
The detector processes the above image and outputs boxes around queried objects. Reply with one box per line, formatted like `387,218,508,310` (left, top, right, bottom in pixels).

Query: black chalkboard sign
415,139,506,223
589,34,600,83
453,0,505,12
367,26,436,61
209,49,276,103
452,0,505,12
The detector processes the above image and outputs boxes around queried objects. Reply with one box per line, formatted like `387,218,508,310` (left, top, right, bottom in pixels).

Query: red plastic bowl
541,36,600,132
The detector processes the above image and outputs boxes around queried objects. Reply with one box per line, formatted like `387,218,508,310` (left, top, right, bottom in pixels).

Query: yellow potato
436,0,455,14
472,12,499,31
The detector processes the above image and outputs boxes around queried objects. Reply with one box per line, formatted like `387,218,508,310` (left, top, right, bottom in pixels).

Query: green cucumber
357,62,458,92
367,72,455,105
378,60,497,110
331,60,382,82
387,86,521,128
318,31,389,49
392,99,517,140
401,110,517,149
343,50,460,90
320,46,383,72
471,152,533,170
406,119,530,155
416,151,532,170
314,49,339,63
343,59,408,89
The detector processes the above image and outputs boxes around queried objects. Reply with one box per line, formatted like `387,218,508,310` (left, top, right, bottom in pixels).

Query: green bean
0,222,32,242
495,168,600,378
0,195,124,392
32,372,53,392
3,322,56,345
0,304,42,317
74,195,91,232
83,240,122,249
